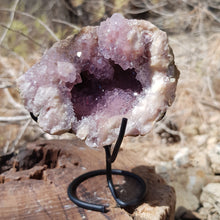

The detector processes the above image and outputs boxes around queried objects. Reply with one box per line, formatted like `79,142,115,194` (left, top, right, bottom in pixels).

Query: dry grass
0,1,220,219
0,0,219,154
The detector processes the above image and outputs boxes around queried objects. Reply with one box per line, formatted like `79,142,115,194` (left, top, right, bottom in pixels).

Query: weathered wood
0,139,176,219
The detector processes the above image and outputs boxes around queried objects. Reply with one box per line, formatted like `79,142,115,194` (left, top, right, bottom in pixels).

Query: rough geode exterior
18,13,179,147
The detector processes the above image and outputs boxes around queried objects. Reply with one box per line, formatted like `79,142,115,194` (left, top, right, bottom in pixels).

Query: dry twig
0,115,30,123
0,0,19,45
3,89,24,110
124,1,168,15
0,44,30,74
0,23,45,49
0,8,59,42
52,19,81,30
155,121,185,144
200,100,220,111
10,119,31,152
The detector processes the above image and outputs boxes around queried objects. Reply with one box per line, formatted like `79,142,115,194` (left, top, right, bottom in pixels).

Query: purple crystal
18,13,179,147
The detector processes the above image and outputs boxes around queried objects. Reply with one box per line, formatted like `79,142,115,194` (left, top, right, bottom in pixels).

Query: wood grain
0,139,175,219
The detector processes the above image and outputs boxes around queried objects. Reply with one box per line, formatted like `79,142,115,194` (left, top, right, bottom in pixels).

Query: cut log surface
0,139,176,220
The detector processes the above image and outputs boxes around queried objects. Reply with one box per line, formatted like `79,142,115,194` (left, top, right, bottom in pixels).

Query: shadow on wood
0,139,176,220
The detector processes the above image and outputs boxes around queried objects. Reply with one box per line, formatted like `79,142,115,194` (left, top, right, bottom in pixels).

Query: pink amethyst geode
18,13,179,148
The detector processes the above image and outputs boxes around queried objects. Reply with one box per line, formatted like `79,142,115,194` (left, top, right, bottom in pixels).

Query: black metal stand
67,118,147,213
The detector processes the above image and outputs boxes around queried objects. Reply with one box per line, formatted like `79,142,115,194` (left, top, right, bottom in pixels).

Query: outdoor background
0,0,220,219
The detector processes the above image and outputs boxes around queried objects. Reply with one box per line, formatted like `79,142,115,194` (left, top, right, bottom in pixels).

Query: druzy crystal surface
18,13,179,147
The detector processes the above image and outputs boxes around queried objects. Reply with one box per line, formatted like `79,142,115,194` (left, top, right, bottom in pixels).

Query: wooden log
0,139,175,219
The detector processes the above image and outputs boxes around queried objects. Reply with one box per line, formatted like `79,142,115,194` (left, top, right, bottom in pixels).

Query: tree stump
0,139,175,219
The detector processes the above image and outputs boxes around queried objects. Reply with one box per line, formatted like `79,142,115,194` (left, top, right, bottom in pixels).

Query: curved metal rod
67,169,146,212
67,169,109,212
30,112,38,122
104,145,146,208
110,117,127,163
67,118,147,212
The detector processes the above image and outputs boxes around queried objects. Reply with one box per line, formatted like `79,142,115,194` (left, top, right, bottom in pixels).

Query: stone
0,139,176,220
175,206,202,220
207,143,220,174
171,182,200,211
17,13,179,148
155,161,172,182
185,169,207,197
200,183,220,220
200,183,220,210
173,147,189,167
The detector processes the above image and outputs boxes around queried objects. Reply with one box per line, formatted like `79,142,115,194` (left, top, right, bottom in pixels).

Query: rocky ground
123,32,220,219
0,1,220,219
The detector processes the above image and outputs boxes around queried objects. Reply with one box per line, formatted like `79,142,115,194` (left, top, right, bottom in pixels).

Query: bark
0,139,175,219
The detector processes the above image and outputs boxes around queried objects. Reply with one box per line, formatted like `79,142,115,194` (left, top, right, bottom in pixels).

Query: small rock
182,125,199,136
199,207,220,220
155,161,172,174
216,142,220,154
207,137,218,147
209,213,220,220
174,147,189,167
171,182,200,211
186,169,206,197
191,151,212,174
200,183,220,210
207,143,220,174
193,134,208,147
175,206,202,220
155,161,172,182
198,207,209,219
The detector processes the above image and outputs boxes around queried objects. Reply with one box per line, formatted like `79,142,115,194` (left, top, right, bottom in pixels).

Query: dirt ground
0,1,220,219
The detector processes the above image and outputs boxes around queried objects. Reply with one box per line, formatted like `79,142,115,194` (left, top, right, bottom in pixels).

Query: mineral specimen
18,13,179,148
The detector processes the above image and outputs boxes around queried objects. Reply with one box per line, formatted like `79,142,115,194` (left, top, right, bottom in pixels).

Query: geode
18,13,179,148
